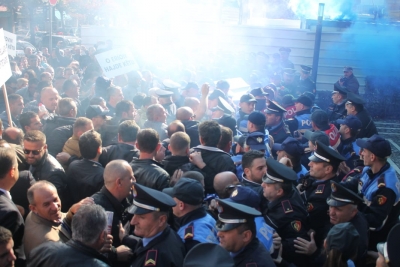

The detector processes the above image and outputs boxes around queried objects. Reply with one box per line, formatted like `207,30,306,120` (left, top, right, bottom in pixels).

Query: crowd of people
0,42,398,267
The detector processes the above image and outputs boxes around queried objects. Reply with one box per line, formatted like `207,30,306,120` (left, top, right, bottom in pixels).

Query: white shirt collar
0,188,12,200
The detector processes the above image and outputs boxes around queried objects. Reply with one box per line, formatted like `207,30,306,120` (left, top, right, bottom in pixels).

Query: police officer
336,115,362,169
345,92,378,138
298,141,345,247
216,199,275,267
328,84,348,127
163,178,218,251
250,88,269,112
343,135,400,250
302,130,330,169
124,183,186,267
376,224,400,267
296,65,316,96
310,109,341,149
265,100,291,144
286,95,313,135
163,79,183,108
155,88,176,124
280,68,297,96
261,158,310,267
211,97,237,136
236,93,257,130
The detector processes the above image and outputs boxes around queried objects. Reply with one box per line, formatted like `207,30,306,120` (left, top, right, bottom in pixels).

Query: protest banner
95,49,138,78
0,29,13,127
4,30,16,57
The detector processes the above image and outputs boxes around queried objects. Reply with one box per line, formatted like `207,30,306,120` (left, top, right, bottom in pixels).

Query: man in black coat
28,205,111,267
91,160,135,267
99,120,140,167
162,132,191,177
345,92,378,139
130,129,170,191
23,130,68,211
0,148,25,266
296,65,316,95
122,183,185,267
328,84,348,127
338,66,359,94
66,130,104,205
42,97,76,139
176,107,200,148
216,199,274,267
190,120,236,195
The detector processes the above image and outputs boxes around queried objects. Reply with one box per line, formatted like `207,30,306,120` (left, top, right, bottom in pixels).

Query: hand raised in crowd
170,169,183,187
118,222,130,243
279,156,293,169
116,245,133,262
293,231,317,255
201,83,210,97
155,145,166,162
100,234,113,253
70,197,94,214
189,151,206,169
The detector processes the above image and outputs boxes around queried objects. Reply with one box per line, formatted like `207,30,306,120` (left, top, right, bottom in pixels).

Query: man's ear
242,229,253,243
135,141,140,150
29,204,37,212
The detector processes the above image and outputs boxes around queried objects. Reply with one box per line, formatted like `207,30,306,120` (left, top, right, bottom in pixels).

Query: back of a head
311,110,329,129
218,126,233,151
2,127,23,146
199,120,221,147
119,120,140,143
176,107,193,121
79,129,102,160
107,86,121,101
72,204,107,246
0,147,17,180
62,79,77,93
132,93,146,109
0,226,12,246
115,100,133,117
104,159,130,186
73,117,92,136
19,112,37,133
182,171,205,186
136,128,159,153
146,104,162,121
213,171,239,198
170,132,190,154
58,98,76,117
167,120,185,138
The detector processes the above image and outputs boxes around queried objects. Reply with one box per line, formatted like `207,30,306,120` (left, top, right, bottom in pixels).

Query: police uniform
346,93,378,139
183,243,234,267
300,141,345,247
236,94,257,130
125,183,186,267
327,181,369,266
376,224,400,267
163,79,184,108
265,100,291,144
286,95,312,135
216,199,275,267
163,178,219,252
280,68,297,96
336,115,362,169
213,97,237,136
155,88,177,125
262,158,311,267
250,88,269,112
343,135,400,250
327,84,348,127
296,65,316,95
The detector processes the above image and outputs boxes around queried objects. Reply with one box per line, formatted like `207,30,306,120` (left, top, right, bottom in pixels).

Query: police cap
308,141,345,166
326,222,360,261
377,224,400,267
128,183,176,215
263,158,297,184
162,178,203,205
346,92,365,105
228,186,261,209
333,83,348,95
304,130,329,146
208,89,227,100
155,88,174,98
283,68,296,76
336,115,362,131
300,65,312,73
265,100,286,114
356,134,391,159
327,181,363,207
248,111,266,126
272,137,304,157
183,243,234,267
216,199,261,232
211,97,235,115
240,93,257,103
245,132,267,151
162,79,181,91
250,88,268,97
294,95,313,107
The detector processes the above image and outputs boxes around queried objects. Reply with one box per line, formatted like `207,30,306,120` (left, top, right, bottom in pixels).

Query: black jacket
47,125,73,157
43,116,76,139
181,120,200,148
130,159,170,191
123,227,185,267
30,151,68,211
355,109,378,139
162,155,191,177
263,189,311,267
233,238,275,267
99,143,140,167
66,159,104,204
28,239,110,267
191,145,236,195
327,101,347,127
10,170,36,218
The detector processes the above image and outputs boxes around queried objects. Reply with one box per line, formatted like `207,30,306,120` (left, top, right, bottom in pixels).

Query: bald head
176,107,194,121
40,87,59,112
2,127,23,145
27,180,57,205
104,160,132,187
213,171,239,198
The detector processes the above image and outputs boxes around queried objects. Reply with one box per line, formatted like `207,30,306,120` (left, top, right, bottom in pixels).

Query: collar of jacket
176,207,207,227
66,239,111,265
193,145,226,153
31,210,65,227
99,186,131,214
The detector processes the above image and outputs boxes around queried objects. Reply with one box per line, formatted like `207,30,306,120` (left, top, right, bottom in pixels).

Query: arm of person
194,83,209,120
362,187,396,229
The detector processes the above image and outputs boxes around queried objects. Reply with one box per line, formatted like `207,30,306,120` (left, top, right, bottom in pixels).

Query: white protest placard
3,30,16,57
0,29,12,86
95,49,138,78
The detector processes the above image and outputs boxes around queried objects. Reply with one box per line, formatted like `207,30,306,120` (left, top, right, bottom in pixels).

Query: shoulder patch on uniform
307,203,314,212
377,195,387,205
145,250,158,266
315,184,325,194
184,225,194,240
281,200,293,213
246,263,257,267
291,221,302,232
378,175,386,188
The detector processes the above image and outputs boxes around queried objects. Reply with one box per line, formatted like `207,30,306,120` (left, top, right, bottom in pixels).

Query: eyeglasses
23,148,44,155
